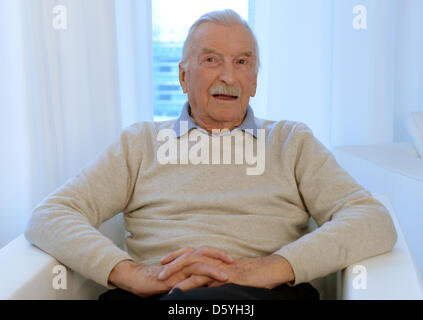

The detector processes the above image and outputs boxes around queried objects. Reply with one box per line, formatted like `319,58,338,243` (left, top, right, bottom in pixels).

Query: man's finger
186,262,229,282
159,254,226,281
195,246,235,264
208,281,225,288
160,247,194,265
158,252,197,280
160,246,234,266
169,275,212,294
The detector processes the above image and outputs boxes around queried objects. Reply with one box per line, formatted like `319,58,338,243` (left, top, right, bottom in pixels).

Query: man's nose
218,62,236,85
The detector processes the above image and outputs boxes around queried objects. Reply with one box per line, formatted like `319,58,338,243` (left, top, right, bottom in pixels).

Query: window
152,0,253,121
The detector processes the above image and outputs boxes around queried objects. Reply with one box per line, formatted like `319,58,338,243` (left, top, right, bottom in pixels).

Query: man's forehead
193,22,253,44
200,47,254,57
194,24,254,50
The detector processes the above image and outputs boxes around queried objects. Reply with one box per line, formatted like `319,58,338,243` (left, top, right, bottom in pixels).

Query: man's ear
250,73,258,97
179,63,188,93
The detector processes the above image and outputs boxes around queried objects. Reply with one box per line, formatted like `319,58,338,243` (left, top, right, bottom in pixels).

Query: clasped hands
108,246,295,298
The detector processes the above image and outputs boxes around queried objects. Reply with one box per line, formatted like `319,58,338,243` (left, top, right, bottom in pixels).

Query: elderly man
25,9,397,300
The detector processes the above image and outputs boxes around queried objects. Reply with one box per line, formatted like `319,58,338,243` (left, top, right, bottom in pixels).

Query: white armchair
0,214,126,300
1,194,422,300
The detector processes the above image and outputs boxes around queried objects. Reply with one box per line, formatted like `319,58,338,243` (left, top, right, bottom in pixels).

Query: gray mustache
209,85,241,97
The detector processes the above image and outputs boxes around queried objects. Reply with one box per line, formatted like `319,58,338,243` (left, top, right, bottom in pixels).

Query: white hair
180,9,260,74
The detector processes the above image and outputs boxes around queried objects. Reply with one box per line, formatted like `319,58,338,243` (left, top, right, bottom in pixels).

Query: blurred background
0,0,422,252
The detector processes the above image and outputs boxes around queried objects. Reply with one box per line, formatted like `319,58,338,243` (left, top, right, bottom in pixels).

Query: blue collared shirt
172,101,259,139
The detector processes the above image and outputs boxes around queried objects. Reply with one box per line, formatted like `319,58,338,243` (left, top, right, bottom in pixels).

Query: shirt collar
172,101,259,138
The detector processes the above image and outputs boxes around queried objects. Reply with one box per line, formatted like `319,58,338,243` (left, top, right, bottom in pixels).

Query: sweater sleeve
24,123,144,288
274,123,397,285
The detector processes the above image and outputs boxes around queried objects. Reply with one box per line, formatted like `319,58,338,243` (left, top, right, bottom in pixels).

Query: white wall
253,0,333,147
393,1,423,142
253,0,423,149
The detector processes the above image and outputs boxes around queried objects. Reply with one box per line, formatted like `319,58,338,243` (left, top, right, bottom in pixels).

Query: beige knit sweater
25,117,397,289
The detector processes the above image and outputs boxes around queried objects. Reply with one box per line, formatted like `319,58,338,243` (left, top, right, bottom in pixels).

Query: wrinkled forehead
191,22,256,57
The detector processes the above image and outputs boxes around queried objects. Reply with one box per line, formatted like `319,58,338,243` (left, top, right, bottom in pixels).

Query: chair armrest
342,194,423,299
0,234,64,299
0,213,125,299
0,234,105,299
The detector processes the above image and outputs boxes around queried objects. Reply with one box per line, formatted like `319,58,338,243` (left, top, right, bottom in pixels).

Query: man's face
179,22,258,130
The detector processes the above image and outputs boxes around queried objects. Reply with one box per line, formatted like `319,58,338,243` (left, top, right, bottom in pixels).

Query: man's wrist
108,259,139,289
268,254,295,285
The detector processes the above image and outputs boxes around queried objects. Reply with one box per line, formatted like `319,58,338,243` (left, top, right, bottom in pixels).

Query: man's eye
238,59,247,65
206,57,215,63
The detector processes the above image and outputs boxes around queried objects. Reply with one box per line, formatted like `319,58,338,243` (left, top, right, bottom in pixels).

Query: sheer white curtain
0,0,31,248
0,0,153,248
115,0,153,128
252,0,423,148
